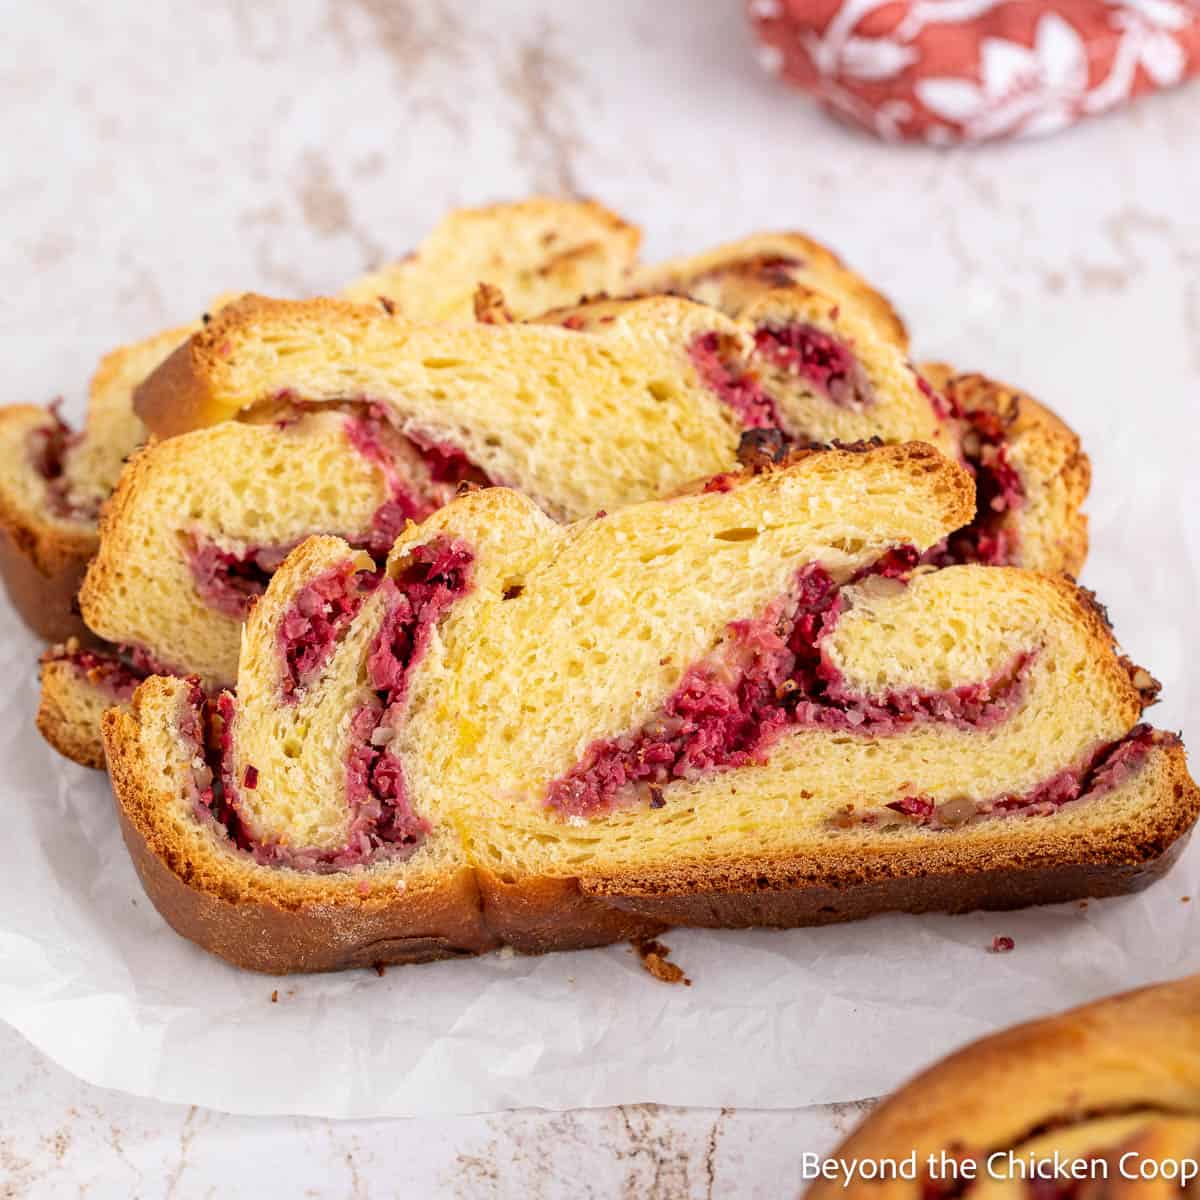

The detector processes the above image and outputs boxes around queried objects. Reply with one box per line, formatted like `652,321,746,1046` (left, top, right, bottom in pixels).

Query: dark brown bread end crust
130,334,217,441
104,684,664,974
0,521,90,642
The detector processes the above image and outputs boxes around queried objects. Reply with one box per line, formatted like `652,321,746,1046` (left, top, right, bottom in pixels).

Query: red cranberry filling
187,537,474,871
688,332,782,429
46,640,183,701
753,323,875,410
925,405,1026,568
44,643,146,702
185,535,294,620
342,538,474,860
26,401,96,521
182,406,493,620
344,405,493,558
545,552,1032,818
869,725,1174,831
277,560,381,702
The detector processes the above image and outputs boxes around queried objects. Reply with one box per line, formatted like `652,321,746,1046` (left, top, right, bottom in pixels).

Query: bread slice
79,408,439,690
635,231,909,345
922,362,1091,576
0,200,640,641
102,444,1196,973
61,292,890,765
342,196,639,321
808,975,1200,1200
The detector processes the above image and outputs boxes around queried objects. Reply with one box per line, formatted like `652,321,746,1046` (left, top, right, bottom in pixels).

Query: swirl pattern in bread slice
808,976,1200,1200
102,445,1195,973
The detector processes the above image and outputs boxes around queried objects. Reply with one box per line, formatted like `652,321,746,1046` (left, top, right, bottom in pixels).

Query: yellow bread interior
63,322,204,510
742,286,945,450
79,411,392,687
134,282,958,492
36,656,117,770
119,674,462,906
394,509,1138,880
922,362,1091,577
0,405,95,542
137,292,749,508
0,199,640,588
342,197,640,321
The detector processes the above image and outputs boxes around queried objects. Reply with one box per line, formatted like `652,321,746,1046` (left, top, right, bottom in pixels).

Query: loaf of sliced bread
808,975,1200,1200
0,199,638,641
102,444,1195,973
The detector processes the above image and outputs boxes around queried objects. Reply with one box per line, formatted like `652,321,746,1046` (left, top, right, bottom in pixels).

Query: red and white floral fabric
748,0,1200,142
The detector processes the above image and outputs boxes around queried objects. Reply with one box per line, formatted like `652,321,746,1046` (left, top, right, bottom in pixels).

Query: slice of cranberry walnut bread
343,196,639,321
807,975,1200,1200
0,199,641,642
103,443,1195,974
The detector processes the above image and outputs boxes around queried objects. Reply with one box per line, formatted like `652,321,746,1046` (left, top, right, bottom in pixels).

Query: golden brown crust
76,440,166,637
105,668,1197,974
586,742,1196,919
103,679,663,972
640,231,910,346
810,974,1200,1200
922,363,1092,576
104,684,500,973
474,870,665,954
0,516,91,642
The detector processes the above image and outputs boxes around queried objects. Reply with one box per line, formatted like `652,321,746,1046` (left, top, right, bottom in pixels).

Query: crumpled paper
749,0,1200,144
0,385,1197,1119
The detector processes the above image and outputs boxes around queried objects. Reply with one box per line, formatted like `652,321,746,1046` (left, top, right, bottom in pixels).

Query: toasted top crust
810,976,1200,1200
638,231,909,345
342,197,640,321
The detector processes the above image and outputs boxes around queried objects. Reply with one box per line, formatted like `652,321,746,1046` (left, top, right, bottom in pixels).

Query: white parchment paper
0,384,1197,1118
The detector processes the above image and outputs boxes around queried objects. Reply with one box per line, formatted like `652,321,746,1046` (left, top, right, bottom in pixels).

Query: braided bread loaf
808,976,1200,1200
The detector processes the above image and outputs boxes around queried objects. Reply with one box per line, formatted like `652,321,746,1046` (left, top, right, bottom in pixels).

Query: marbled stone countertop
1,1,1197,1195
